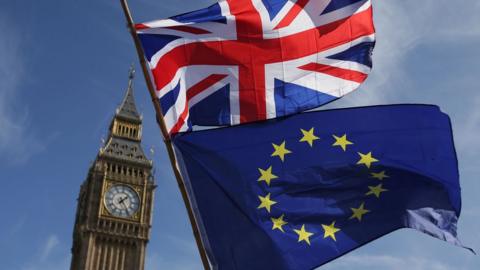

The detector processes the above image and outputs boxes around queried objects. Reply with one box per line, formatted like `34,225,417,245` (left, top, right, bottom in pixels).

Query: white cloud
321,254,454,270
21,258,70,270
0,14,43,165
145,234,200,270
146,251,199,270
462,208,480,219
20,234,69,270
455,94,480,162
40,235,60,262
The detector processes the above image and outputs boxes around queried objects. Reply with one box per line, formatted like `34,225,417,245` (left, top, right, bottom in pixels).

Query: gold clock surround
101,179,143,221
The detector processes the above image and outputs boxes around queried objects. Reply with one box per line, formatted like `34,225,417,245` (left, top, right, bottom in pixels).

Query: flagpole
119,1,211,269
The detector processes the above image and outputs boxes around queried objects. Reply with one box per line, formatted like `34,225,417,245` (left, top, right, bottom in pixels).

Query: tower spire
129,63,135,80
116,65,141,123
127,63,135,90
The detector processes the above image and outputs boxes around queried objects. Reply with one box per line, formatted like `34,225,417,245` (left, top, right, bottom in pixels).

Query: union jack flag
136,0,375,134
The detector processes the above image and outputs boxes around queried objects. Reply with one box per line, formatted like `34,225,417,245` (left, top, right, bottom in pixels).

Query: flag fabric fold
136,0,375,133
172,105,468,270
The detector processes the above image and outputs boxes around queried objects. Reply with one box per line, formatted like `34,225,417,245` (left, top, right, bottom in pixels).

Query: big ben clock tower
70,67,155,270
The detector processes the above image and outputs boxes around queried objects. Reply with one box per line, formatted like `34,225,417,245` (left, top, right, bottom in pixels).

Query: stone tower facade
70,68,155,270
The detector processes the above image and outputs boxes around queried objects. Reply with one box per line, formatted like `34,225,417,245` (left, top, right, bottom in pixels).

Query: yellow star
294,224,314,245
322,221,340,241
370,170,389,180
366,183,388,198
299,128,319,147
271,141,292,162
257,193,277,213
357,152,379,168
349,202,370,221
271,214,288,233
332,134,354,151
258,166,278,186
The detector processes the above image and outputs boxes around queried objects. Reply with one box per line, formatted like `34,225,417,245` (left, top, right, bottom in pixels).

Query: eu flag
172,105,468,270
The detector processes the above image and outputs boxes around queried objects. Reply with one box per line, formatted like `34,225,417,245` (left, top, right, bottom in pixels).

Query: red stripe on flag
227,0,264,38
165,26,211,35
187,74,228,100
135,23,149,30
299,63,368,83
226,0,267,122
170,74,228,134
274,0,310,30
169,102,190,134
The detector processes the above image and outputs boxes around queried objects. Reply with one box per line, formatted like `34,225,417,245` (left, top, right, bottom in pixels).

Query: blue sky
0,0,479,269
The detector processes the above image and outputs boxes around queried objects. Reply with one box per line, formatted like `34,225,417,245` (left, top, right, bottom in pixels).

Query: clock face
104,185,140,218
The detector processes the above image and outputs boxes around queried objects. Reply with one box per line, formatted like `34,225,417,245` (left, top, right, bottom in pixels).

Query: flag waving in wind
136,0,375,134
172,105,472,269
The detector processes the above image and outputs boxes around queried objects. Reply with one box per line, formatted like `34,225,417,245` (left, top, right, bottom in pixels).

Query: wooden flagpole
119,1,211,269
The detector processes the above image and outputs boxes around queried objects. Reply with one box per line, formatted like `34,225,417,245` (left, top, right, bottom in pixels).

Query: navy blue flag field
172,105,469,270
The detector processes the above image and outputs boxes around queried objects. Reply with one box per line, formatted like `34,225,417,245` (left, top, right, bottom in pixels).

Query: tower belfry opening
70,67,155,270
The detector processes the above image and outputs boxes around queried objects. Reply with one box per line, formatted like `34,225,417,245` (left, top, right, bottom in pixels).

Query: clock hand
118,196,128,204
121,200,130,215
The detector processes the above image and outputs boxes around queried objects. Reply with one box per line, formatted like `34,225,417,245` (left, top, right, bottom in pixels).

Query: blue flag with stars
172,105,469,270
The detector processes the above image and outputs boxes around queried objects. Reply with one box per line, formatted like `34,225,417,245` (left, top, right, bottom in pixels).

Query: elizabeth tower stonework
70,68,155,270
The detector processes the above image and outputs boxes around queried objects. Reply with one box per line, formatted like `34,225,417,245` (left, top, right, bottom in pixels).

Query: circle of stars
255,128,391,247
